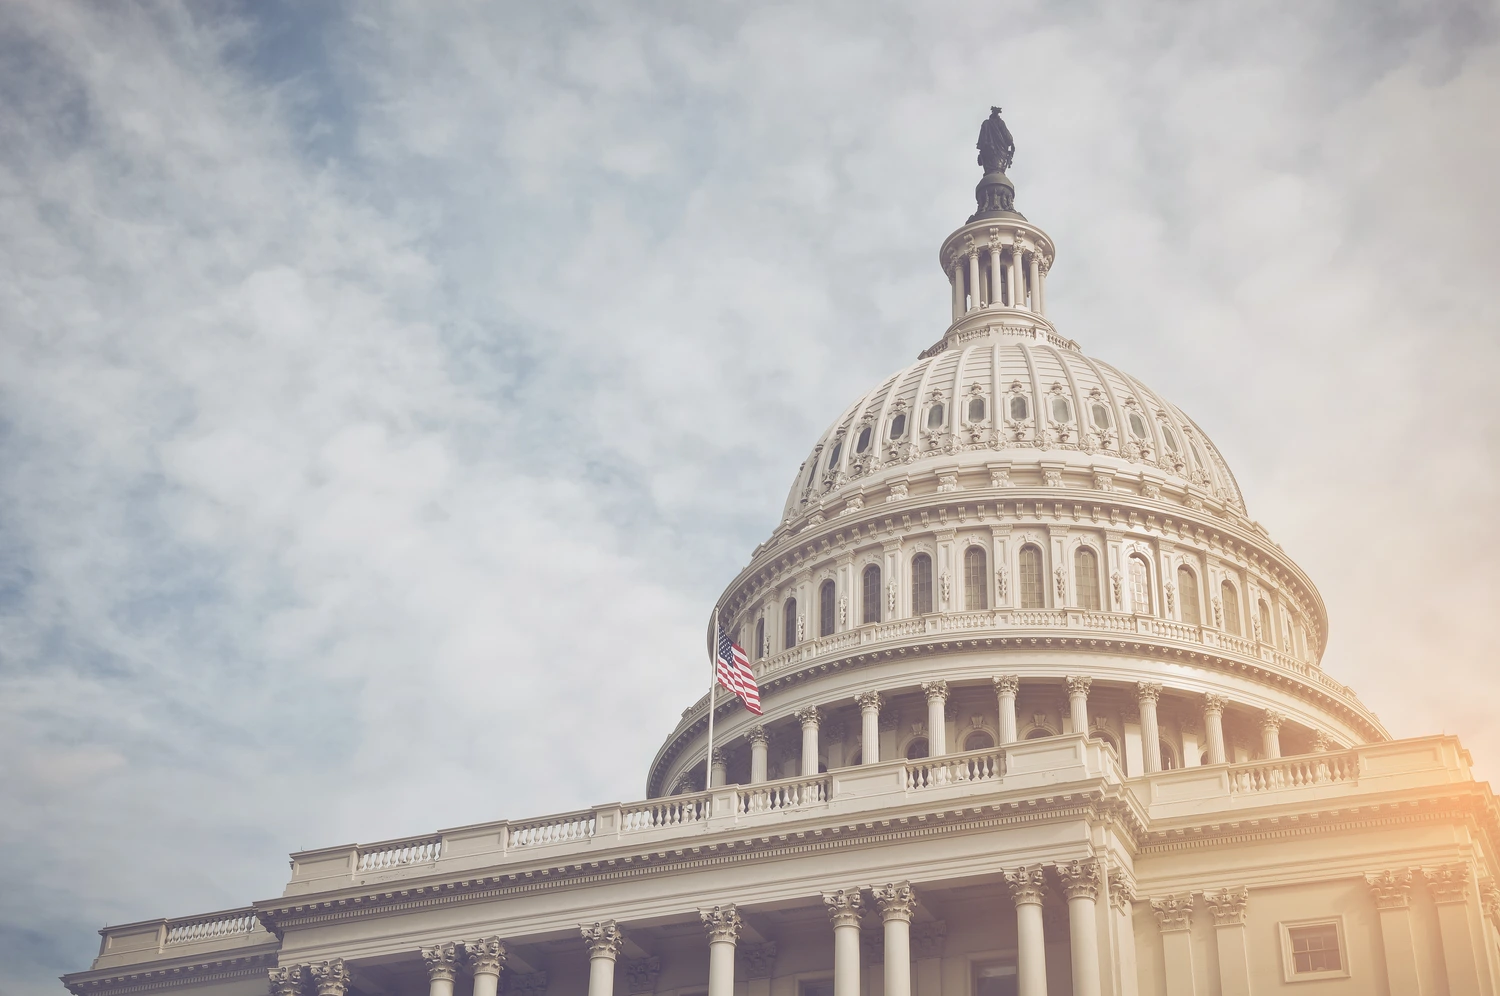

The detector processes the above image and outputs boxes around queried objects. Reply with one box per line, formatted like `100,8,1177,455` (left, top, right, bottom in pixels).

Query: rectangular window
1280,919,1347,981
973,960,1018,996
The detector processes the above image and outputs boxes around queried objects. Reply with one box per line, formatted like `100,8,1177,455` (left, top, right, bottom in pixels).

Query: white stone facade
65,127,1500,996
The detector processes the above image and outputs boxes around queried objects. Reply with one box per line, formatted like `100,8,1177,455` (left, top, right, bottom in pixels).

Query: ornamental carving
1483,882,1500,923
268,966,304,996
623,957,660,994
922,680,949,702
796,706,822,728
838,594,849,626
1366,869,1414,911
1211,597,1223,627
1108,867,1138,915
993,674,1020,696
796,614,805,644
823,888,864,927
1260,709,1284,733
872,881,918,922
748,725,768,747
840,496,863,516
1043,469,1064,488
1065,675,1092,698
1136,682,1162,704
1054,566,1066,599
912,921,948,959
1163,581,1175,614
1053,858,1102,901
857,691,883,713
465,937,506,976
996,567,1009,601
937,473,960,493
887,580,898,613
740,943,778,980
1203,693,1227,715
510,975,549,996
1092,472,1114,491
310,961,351,996
1424,864,1471,904
1004,865,1047,907
1203,887,1248,926
1141,480,1162,499
939,571,952,604
700,905,743,943
1150,895,1194,933
887,481,909,502
581,921,624,957
990,467,1016,488
1110,571,1123,608
1313,730,1332,752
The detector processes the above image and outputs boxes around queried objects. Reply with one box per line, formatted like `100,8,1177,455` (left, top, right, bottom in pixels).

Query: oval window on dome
968,397,985,422
827,440,843,469
1162,425,1179,453
1128,411,1148,439
927,403,945,429
804,460,817,490
1091,403,1110,430
890,412,908,440
1009,396,1029,420
855,426,872,453
1051,396,1072,423
1189,438,1205,466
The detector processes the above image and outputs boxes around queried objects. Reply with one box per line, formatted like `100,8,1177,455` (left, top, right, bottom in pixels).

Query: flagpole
706,604,718,789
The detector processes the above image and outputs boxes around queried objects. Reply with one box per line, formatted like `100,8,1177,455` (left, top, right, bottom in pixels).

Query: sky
1,0,1498,992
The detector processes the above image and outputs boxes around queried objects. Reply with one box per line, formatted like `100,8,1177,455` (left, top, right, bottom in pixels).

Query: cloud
1,1,1497,992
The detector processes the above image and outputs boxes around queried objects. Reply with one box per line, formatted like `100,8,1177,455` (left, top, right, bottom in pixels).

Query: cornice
61,948,278,996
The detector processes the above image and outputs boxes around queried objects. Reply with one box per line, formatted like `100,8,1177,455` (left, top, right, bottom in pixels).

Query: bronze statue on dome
977,106,1015,173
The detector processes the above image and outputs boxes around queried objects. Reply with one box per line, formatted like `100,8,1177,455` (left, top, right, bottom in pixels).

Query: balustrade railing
621,795,710,832
163,910,260,946
509,811,596,848
736,774,830,814
357,835,441,871
1227,750,1357,794
906,748,1006,789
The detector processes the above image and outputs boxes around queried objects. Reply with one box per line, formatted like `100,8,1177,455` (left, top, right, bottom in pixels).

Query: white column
1056,861,1102,996
994,675,1019,744
1425,865,1487,995
1260,710,1283,759
922,681,948,756
1065,676,1091,736
989,248,1004,307
967,251,981,313
950,261,965,322
1005,866,1048,996
1149,897,1197,996
749,726,769,784
465,937,506,996
311,960,351,996
421,946,458,996
1036,257,1048,315
1028,252,1041,312
823,890,863,996
700,906,742,996
1137,683,1162,774
873,883,916,996
1203,890,1251,996
798,707,822,777
1203,695,1227,765
858,691,882,764
1009,246,1024,311
1367,871,1425,995
580,922,623,996
710,748,727,787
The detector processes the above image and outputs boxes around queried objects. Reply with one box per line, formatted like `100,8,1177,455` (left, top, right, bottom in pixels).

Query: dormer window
1091,403,1110,430
1009,396,1029,420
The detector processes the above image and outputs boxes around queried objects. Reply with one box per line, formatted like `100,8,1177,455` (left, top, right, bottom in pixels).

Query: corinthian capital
1053,858,1101,902
1366,869,1414,911
309,960,351,996
1003,865,1047,907
796,706,822,728
465,936,506,977
1203,887,1249,926
1064,676,1092,699
822,888,863,928
1149,895,1193,933
1203,693,1228,715
1107,866,1137,915
421,944,459,983
748,725,769,747
921,680,949,702
856,691,883,713
993,674,1020,696
1136,682,1162,704
268,966,304,996
700,904,743,943
1425,864,1471,904
1260,709,1284,733
581,921,624,958
871,882,917,923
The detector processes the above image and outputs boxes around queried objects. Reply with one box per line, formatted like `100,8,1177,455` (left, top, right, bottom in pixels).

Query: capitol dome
647,125,1385,799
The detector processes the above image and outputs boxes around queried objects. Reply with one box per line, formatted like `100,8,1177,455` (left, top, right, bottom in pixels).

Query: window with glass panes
1177,565,1201,625
1287,922,1342,975
819,580,836,637
1129,556,1151,614
964,546,987,610
911,554,933,615
1018,545,1044,609
1075,547,1101,610
862,564,882,623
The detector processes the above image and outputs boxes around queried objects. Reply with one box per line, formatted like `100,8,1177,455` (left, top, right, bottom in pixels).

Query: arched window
783,597,798,650
1091,731,1120,756
818,580,836,637
1018,544,1045,609
826,439,842,469
1257,599,1274,646
1221,581,1242,636
905,737,930,760
1294,620,1308,658
1129,555,1151,615
890,412,907,440
963,730,995,751
911,553,934,615
754,618,765,660
1009,395,1029,420
1159,742,1179,771
927,403,945,430
968,397,986,422
1074,547,1101,611
1177,565,1201,626
862,564,882,624
855,426,872,454
1025,727,1052,740
964,546,988,610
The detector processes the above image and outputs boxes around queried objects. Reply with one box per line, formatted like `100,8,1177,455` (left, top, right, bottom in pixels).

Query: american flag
715,623,761,715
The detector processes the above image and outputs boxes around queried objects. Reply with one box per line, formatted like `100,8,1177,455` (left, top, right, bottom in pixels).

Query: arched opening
1159,741,1179,771
754,618,764,660
963,730,995,751
1177,565,1201,626
1018,544,1045,609
905,737,930,760
1258,599,1274,646
911,553,934,615
846,748,862,767
818,580,836,637
1025,727,1053,740
862,564,882,624
783,597,798,650
964,546,988,610
1091,731,1120,757
1221,581,1242,636
1129,554,1151,615
1074,547,1101,611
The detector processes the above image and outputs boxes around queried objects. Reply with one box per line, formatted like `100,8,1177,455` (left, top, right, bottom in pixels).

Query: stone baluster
1065,676,1091,735
1260,710,1283,760
465,938,506,996
922,681,948,756
748,726,769,784
310,961,351,996
857,692,882,764
988,247,1004,307
967,251,981,313
1367,870,1422,995
581,921,623,996
823,889,863,996
1150,895,1196,996
1055,860,1102,996
1004,866,1048,996
872,883,916,996
1137,683,1162,773
797,706,822,777
700,905,742,996
1203,889,1251,996
994,675,1020,744
710,748,727,788
1203,695,1228,765
268,966,305,996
